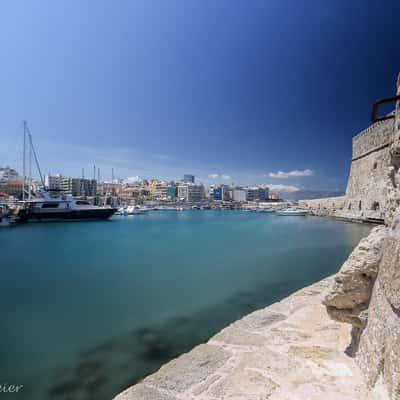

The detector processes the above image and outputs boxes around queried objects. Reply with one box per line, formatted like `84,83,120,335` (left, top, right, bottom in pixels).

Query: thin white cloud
208,173,231,180
268,169,313,179
266,184,300,193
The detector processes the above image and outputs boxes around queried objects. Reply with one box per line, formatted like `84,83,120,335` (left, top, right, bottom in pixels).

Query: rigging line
26,124,45,188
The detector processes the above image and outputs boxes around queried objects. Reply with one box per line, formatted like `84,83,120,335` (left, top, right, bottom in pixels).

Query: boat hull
16,208,117,223
276,211,307,216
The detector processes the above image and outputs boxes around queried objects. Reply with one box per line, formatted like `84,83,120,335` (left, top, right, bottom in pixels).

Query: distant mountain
281,190,345,201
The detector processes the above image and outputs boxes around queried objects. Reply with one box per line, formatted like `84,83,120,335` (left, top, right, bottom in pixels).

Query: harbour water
0,211,371,400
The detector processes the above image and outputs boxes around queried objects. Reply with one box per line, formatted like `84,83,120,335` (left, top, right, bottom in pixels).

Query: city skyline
1,1,400,193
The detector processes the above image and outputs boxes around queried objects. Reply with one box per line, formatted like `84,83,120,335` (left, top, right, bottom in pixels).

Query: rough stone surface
115,279,372,400
355,233,400,399
116,384,180,400
324,226,386,327
379,235,400,309
143,344,231,394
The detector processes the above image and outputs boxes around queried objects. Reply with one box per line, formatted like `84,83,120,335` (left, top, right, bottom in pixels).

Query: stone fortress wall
323,74,400,399
300,117,395,223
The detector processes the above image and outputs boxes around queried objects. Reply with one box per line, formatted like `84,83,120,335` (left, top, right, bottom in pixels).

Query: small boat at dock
126,206,145,215
276,208,308,216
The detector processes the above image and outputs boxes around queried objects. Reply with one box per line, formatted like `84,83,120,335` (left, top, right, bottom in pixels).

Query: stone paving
115,278,371,400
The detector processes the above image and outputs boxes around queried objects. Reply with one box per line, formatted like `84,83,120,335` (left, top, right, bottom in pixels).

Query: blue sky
1,0,399,192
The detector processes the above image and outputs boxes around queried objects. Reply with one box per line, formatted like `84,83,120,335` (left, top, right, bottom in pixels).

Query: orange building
0,180,23,198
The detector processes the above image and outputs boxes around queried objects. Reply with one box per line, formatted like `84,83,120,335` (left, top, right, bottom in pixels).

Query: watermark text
0,384,23,394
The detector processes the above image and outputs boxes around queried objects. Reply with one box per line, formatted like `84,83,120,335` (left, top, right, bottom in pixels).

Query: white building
177,183,205,202
45,174,63,190
45,174,97,196
0,166,19,182
232,189,246,202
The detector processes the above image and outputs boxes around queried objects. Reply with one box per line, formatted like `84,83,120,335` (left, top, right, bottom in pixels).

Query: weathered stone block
323,226,386,327
211,324,268,347
115,383,180,400
379,235,400,310
383,318,400,400
357,279,388,388
143,344,231,394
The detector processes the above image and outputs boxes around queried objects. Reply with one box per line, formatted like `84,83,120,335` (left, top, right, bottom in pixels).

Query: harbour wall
323,73,400,399
300,117,395,223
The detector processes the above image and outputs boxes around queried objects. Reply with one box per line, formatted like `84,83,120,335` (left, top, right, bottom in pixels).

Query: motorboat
15,189,117,222
13,125,117,223
126,205,145,215
276,208,308,216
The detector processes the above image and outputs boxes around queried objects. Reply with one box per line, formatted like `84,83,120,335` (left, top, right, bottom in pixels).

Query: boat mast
24,122,45,189
28,129,32,200
22,121,27,201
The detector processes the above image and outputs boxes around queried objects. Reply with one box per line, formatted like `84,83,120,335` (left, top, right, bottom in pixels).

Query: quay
116,278,370,400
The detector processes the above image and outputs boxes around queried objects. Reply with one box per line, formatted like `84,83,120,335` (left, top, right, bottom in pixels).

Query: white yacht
126,205,145,215
16,189,116,222
276,208,308,216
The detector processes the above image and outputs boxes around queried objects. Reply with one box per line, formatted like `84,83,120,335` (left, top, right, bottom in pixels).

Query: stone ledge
115,277,372,400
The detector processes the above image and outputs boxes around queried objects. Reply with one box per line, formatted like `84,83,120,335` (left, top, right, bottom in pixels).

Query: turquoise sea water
0,211,370,399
